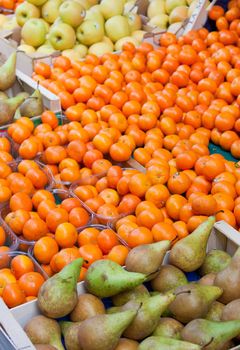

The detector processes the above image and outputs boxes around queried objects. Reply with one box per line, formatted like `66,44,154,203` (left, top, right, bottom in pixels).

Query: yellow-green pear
18,44,36,54
169,6,188,24
132,30,146,42
74,0,91,9
125,12,142,32
165,0,186,14
100,0,124,19
147,0,166,18
148,14,169,29
88,42,114,56
102,36,114,49
115,36,138,51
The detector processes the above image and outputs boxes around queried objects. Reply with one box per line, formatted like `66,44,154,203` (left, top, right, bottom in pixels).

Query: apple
77,20,104,46
102,36,114,49
88,42,114,56
74,43,88,56
59,1,85,27
27,0,47,6
115,36,138,51
18,44,36,54
169,6,188,24
100,0,124,19
41,0,63,24
15,2,40,27
88,0,98,5
167,21,184,34
38,18,50,32
36,44,56,54
125,12,141,32
165,0,187,14
21,18,47,47
0,14,8,28
132,30,146,43
49,22,76,50
74,0,91,9
2,17,18,30
147,0,166,18
105,15,130,43
148,14,169,29
85,5,105,26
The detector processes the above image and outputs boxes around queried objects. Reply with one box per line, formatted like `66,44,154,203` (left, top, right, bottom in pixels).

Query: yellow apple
169,6,188,24
147,0,166,18
115,36,138,51
88,42,114,56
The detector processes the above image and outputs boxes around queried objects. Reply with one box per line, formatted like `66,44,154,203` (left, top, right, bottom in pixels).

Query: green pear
0,52,16,91
85,260,147,298
78,309,138,350
24,315,64,350
0,93,28,126
214,246,240,303
60,321,82,350
0,92,8,101
125,240,170,277
38,258,83,318
122,292,176,340
112,285,150,306
199,273,216,286
153,317,183,339
200,250,231,276
169,216,215,272
19,88,44,117
139,336,201,350
181,319,240,349
115,338,139,350
169,284,223,323
151,265,188,293
70,293,105,322
206,301,224,321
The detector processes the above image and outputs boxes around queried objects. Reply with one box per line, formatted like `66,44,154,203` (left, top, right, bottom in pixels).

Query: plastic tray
0,250,48,280
0,188,94,248
0,131,18,160
0,221,19,251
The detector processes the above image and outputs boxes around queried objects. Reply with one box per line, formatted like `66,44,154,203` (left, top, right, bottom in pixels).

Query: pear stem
203,337,214,348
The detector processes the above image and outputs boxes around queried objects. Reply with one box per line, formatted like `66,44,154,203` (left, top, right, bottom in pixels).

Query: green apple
2,16,18,30
165,0,186,14
125,12,141,32
88,42,113,56
85,5,105,26
148,14,169,29
15,2,40,27
0,14,8,28
59,1,85,27
167,21,184,33
21,18,47,47
105,15,130,43
18,44,36,54
41,0,62,24
74,43,88,57
169,5,188,23
102,36,114,49
39,18,50,32
49,22,76,50
147,0,166,18
36,44,56,54
115,36,138,51
27,0,47,6
100,0,124,19
77,19,104,46
74,0,91,9
132,30,146,42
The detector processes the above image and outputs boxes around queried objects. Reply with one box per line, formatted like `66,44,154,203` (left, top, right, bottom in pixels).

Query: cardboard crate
0,26,60,76
0,68,61,131
0,221,239,349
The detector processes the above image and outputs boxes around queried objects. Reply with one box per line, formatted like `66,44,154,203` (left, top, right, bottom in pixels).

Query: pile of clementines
1,2,240,308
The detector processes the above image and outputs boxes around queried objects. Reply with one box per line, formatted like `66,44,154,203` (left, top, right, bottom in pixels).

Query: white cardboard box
0,221,240,349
